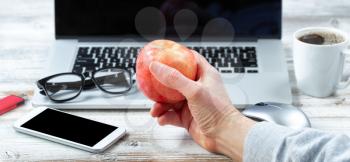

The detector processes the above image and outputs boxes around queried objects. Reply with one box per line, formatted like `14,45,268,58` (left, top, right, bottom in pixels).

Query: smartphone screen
20,109,118,147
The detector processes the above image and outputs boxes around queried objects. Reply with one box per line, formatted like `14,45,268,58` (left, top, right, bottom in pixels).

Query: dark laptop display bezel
54,0,282,41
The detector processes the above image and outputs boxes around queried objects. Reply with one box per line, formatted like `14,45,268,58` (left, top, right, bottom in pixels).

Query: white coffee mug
293,27,350,97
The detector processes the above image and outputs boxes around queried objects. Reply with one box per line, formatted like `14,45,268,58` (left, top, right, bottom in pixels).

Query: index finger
150,102,185,117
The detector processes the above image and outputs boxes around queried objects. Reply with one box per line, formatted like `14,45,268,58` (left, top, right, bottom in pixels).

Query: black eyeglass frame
37,67,134,103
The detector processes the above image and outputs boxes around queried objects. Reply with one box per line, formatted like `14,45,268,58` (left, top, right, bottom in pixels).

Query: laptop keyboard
72,46,258,74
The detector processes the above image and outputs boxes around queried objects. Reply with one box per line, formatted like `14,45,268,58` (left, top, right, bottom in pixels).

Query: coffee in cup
298,31,345,45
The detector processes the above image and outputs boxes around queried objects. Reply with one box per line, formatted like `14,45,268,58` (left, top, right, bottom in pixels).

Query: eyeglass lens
45,74,83,101
94,68,132,93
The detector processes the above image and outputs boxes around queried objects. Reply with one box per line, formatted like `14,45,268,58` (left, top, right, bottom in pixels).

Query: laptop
32,0,292,109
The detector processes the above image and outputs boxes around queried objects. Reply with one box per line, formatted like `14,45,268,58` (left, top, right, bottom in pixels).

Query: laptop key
231,59,243,67
78,47,89,54
76,58,95,64
90,47,102,55
247,70,258,73
221,69,233,73
103,47,114,55
234,67,245,73
218,61,229,67
105,63,114,68
247,53,256,58
232,47,238,54
211,58,220,63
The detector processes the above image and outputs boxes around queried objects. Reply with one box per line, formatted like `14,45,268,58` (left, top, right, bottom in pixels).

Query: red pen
0,95,25,115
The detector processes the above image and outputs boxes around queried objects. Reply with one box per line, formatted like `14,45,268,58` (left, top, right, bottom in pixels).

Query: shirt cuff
243,122,294,162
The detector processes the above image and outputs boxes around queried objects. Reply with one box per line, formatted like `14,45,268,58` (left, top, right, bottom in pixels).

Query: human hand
149,51,255,161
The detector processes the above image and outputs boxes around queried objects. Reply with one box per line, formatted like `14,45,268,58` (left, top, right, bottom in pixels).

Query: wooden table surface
1,0,350,161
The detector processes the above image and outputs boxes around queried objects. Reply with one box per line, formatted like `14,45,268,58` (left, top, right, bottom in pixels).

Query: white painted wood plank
284,0,350,17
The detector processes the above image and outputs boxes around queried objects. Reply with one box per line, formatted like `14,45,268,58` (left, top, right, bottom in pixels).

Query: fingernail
149,61,162,74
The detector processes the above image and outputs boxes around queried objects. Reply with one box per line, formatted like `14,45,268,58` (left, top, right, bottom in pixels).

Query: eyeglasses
37,68,134,103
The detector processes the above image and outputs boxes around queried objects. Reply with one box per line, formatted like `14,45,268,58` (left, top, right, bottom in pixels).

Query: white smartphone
14,107,126,153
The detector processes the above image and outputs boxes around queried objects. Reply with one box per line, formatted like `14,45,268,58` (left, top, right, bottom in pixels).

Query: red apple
136,40,197,103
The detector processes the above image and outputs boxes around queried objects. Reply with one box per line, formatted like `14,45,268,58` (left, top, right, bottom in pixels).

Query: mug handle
337,48,350,89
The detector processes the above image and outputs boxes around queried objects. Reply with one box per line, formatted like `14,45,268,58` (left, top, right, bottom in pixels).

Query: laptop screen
55,0,281,40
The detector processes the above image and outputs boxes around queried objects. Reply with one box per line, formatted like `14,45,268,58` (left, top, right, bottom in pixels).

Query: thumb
149,61,200,98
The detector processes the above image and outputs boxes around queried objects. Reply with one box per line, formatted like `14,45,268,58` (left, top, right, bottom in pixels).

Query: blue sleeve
243,122,350,162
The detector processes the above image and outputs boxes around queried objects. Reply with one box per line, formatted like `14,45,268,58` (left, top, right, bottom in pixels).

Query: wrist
215,107,256,161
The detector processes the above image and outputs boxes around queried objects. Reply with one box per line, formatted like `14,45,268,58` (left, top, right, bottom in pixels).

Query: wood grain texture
1,0,350,161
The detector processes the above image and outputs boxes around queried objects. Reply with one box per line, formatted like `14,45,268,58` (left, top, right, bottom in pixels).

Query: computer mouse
242,102,311,129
